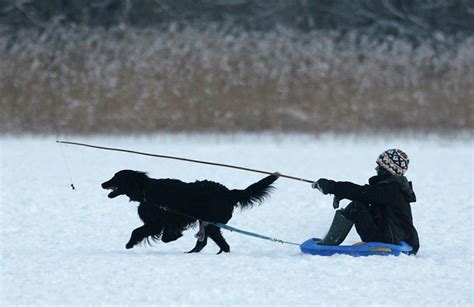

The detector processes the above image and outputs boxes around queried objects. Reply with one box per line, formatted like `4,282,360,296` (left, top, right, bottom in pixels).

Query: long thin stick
56,140,314,183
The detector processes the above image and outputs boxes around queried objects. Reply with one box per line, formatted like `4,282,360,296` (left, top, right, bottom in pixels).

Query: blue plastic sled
300,238,412,257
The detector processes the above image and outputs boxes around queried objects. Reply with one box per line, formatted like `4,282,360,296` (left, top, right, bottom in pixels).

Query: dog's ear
135,171,148,182
130,171,148,191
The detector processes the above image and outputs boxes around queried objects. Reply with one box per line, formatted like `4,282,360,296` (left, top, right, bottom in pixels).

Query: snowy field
1,134,472,306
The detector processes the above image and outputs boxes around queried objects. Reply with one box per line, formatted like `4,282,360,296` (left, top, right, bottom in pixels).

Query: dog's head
101,170,148,201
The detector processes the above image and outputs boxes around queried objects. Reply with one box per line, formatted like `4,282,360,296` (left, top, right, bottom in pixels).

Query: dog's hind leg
187,236,208,253
187,221,208,253
126,224,162,249
207,225,230,254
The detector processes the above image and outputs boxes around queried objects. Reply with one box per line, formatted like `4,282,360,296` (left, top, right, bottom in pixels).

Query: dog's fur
102,170,278,253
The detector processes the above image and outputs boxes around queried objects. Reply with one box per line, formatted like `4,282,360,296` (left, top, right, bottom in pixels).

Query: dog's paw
217,247,230,254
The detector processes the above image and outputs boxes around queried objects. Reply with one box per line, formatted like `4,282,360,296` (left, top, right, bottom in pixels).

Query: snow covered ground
1,134,472,306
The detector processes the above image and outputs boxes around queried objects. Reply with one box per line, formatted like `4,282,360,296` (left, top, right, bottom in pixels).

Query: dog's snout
101,180,111,189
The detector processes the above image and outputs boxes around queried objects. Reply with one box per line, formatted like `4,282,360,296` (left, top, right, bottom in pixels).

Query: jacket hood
369,174,417,203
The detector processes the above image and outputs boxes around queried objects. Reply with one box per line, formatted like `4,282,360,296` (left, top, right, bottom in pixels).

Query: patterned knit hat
376,149,409,176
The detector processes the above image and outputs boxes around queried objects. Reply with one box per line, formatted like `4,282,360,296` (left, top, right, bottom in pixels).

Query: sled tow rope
160,207,300,246
213,222,300,246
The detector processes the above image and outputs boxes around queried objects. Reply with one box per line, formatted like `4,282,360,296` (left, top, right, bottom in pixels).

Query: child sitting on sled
312,149,419,255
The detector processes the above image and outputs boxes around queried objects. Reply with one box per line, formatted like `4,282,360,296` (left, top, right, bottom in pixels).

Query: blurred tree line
1,0,473,42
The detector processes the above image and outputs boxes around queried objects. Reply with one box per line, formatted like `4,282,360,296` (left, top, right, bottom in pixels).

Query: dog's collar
142,188,148,203
142,185,158,206
141,179,152,203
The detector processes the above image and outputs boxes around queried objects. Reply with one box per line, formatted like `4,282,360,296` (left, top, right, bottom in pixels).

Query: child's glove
312,178,336,195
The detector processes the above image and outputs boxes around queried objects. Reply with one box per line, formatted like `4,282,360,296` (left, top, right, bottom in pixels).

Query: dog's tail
230,174,279,209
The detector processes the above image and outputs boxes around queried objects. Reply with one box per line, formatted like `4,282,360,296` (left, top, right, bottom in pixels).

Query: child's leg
341,201,382,242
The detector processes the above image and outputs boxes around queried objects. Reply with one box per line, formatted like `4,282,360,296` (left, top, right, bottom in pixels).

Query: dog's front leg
126,225,159,249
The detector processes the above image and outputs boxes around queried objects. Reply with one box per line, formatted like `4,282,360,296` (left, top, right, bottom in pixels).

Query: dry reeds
1,26,472,134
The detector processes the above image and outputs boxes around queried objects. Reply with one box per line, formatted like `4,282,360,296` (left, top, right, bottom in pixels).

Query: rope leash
160,207,300,246
213,222,300,246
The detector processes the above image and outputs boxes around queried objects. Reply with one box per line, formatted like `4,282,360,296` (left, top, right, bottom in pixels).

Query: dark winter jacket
334,174,420,254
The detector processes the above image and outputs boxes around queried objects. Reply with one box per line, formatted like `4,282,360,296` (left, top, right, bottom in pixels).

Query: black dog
102,170,279,254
